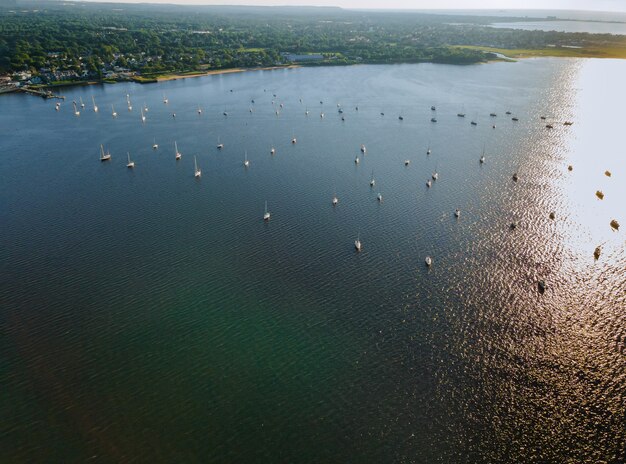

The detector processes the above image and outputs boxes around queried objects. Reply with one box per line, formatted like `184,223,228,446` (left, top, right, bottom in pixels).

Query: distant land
2,1,626,93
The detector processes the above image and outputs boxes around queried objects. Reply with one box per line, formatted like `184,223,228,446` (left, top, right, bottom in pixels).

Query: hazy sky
78,0,626,11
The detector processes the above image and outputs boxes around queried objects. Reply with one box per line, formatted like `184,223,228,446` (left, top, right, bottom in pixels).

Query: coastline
151,65,302,82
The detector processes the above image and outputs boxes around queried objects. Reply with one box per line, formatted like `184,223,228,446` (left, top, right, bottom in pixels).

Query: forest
2,0,625,83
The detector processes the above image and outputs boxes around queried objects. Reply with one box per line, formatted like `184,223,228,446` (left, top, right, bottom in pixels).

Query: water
490,20,626,35
1,59,625,462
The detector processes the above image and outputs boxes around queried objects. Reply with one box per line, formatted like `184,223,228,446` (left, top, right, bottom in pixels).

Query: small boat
360,144,366,154
355,235,362,252
425,256,432,267
540,116,546,120
99,144,111,162
426,179,432,188
457,113,465,117
605,170,612,177
332,194,338,206
198,106,202,114
111,105,117,118
126,94,132,111
380,112,385,116
341,116,345,121
490,112,497,117
512,117,519,121
291,135,297,144
431,105,436,111
549,212,555,220
172,113,176,118
432,171,438,181
270,146,276,155
610,219,620,230
355,106,359,111
73,101,80,116
564,121,573,126
480,155,485,164
79,97,85,108
338,108,344,114
596,191,604,200
163,95,168,104
141,108,146,123
454,209,460,218
305,108,310,116
492,125,496,129
217,137,224,150
377,193,383,202
404,160,410,166
546,124,553,129
594,246,601,260
370,171,375,187
263,201,271,221
243,151,250,168
55,102,60,111
194,156,201,178
510,222,517,230
143,104,148,113
152,138,158,150
175,141,182,160
431,117,437,123
126,152,135,168
512,173,519,182
568,165,573,171
92,96,98,112
470,120,477,126
398,116,404,121
426,143,431,155
320,112,324,119
354,155,360,165
505,111,512,115
223,112,228,117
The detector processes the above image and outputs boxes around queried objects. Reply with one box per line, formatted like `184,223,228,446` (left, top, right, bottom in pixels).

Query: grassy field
455,45,626,60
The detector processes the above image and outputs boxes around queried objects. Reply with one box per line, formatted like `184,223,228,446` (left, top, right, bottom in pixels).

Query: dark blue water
1,59,625,462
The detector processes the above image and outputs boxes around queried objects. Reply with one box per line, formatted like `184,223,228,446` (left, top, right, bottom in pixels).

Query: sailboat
425,256,432,267
73,101,80,116
92,96,98,112
270,145,276,155
197,106,202,115
143,103,148,113
332,194,338,206
377,192,383,202
216,136,224,150
141,108,146,123
354,155,360,165
126,152,135,168
426,179,432,188
175,141,182,160
111,104,117,118
79,97,85,108
263,201,271,221
454,209,461,218
360,144,367,154
480,144,486,164
244,151,250,167
194,156,201,178
152,138,158,150
55,102,60,111
163,94,168,104
99,144,111,161
426,142,431,155
370,171,375,187
291,132,297,144
126,94,132,111
354,234,362,252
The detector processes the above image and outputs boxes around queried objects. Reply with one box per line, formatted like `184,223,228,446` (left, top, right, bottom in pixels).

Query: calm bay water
1,59,625,462
490,20,626,35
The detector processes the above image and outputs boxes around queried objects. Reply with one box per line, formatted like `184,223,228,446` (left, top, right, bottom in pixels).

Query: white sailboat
92,96,98,112
361,144,367,154
355,234,362,252
73,101,80,116
126,152,135,168
163,94,168,104
217,137,224,150
175,141,182,160
454,209,461,218
263,201,271,221
126,94,132,111
291,133,297,144
354,155,360,165
244,151,250,167
480,144,486,164
141,108,146,123
377,192,383,202
55,102,60,111
99,144,111,161
270,145,276,155
425,256,433,267
194,156,201,178
111,104,117,118
332,194,338,206
370,171,375,187
426,141,431,155
79,96,85,108
152,138,158,150
197,106,202,114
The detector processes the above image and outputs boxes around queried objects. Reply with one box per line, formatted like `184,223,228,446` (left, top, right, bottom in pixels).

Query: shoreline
152,65,302,82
